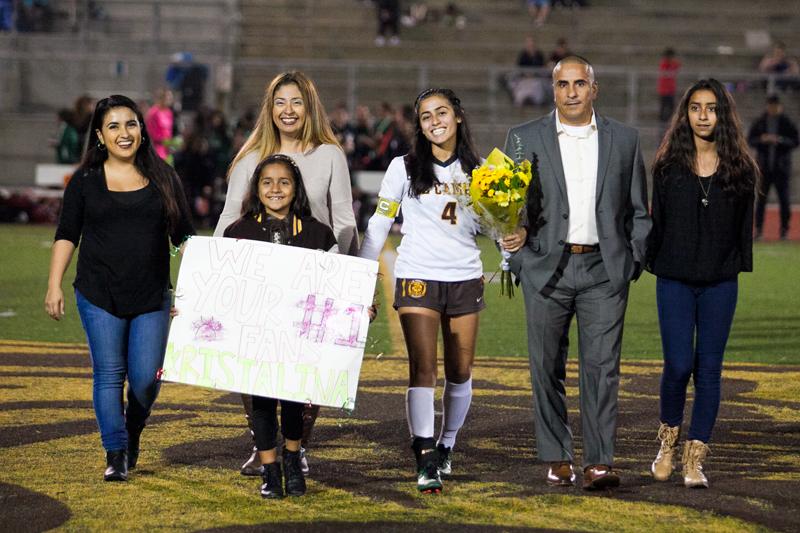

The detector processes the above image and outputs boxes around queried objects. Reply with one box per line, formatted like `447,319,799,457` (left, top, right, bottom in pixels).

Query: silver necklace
698,175,713,207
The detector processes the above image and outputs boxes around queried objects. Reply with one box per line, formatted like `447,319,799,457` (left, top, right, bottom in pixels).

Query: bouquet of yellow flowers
466,146,537,297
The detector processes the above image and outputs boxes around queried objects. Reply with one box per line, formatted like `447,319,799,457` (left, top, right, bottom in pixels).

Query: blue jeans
75,289,171,451
656,277,738,443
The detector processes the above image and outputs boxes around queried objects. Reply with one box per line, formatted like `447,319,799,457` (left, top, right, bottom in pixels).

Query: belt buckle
568,244,594,254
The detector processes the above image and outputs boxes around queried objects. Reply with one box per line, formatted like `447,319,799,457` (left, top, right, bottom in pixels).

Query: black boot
260,462,284,499
282,447,307,496
411,437,442,493
126,419,145,469
104,450,128,482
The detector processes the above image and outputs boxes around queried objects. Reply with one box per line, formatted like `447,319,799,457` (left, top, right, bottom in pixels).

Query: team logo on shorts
407,279,427,298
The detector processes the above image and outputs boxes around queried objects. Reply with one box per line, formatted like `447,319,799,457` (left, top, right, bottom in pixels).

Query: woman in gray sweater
214,71,358,477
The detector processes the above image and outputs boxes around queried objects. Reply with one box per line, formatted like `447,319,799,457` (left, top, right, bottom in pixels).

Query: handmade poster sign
161,236,379,410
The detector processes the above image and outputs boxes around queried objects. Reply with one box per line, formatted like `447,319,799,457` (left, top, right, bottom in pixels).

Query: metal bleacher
1,0,799,199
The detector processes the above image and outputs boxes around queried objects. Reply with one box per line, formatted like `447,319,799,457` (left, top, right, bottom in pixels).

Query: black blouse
55,166,195,317
646,167,753,284
223,213,337,252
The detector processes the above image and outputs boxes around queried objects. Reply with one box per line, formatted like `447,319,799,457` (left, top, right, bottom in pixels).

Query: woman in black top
223,154,336,499
45,95,194,482
646,79,757,489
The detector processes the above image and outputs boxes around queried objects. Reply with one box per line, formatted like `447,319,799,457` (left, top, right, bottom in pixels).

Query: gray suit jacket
505,111,652,294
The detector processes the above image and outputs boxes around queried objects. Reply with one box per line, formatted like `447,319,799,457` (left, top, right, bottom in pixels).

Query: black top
223,212,337,252
517,49,545,68
108,187,150,205
646,166,753,284
747,112,799,176
55,166,195,317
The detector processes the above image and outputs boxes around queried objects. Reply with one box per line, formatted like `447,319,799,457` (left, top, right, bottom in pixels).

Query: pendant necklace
698,175,713,207
697,155,717,208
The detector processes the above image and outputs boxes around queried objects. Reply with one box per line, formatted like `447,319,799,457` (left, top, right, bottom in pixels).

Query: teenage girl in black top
45,95,194,482
223,154,336,499
646,79,757,489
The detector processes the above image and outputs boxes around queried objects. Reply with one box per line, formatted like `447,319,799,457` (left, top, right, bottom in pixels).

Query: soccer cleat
437,443,452,476
417,461,443,493
412,437,443,494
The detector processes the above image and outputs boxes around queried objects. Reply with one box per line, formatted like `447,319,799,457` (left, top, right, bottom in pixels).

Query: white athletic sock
437,378,473,449
405,387,435,438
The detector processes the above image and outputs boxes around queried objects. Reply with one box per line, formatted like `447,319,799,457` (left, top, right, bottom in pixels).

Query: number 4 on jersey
441,201,457,225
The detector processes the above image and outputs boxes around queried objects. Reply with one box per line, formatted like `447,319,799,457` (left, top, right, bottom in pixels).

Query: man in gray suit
503,56,651,490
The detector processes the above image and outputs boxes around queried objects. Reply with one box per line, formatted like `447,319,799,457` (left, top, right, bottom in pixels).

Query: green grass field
1,224,799,532
3,224,798,363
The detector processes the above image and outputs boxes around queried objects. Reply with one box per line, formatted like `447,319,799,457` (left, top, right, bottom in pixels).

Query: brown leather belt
565,243,600,254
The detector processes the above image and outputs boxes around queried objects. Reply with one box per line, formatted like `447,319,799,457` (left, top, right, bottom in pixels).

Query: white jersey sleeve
358,157,408,261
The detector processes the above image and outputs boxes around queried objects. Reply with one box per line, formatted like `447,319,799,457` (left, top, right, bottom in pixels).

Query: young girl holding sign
359,88,486,494
224,154,337,498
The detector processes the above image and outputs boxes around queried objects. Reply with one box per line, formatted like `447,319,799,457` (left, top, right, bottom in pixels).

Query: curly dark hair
405,88,480,198
241,154,312,218
653,78,758,195
81,94,183,235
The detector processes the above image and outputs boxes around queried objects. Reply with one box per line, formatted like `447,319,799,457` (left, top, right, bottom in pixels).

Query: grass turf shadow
0,482,71,532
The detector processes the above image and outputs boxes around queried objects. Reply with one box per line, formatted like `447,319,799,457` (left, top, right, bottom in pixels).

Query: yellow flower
494,190,509,206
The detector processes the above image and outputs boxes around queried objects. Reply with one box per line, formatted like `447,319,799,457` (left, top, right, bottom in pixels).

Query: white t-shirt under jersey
360,155,482,281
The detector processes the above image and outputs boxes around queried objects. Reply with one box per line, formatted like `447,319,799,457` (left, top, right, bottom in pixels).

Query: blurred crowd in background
2,1,798,234
11,91,419,231
0,0,108,32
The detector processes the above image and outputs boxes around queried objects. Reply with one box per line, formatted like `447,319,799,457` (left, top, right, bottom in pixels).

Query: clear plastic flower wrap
461,143,539,297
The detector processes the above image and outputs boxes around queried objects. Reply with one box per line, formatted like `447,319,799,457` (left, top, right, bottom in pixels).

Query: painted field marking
0,340,88,355
0,340,87,348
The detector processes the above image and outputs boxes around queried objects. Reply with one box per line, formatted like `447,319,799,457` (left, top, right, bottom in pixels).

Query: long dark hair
653,79,758,195
406,88,480,198
241,154,312,218
81,94,182,233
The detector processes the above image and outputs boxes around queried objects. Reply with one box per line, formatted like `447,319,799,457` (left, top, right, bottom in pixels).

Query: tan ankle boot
651,422,680,481
682,440,710,488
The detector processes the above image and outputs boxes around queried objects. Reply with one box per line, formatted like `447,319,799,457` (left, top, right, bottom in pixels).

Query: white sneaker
417,459,442,493
299,447,309,476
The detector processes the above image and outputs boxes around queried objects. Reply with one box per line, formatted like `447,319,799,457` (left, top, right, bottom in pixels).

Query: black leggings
377,9,398,36
251,395,305,451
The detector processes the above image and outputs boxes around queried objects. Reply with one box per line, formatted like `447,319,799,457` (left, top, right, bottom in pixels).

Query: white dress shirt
556,111,599,245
